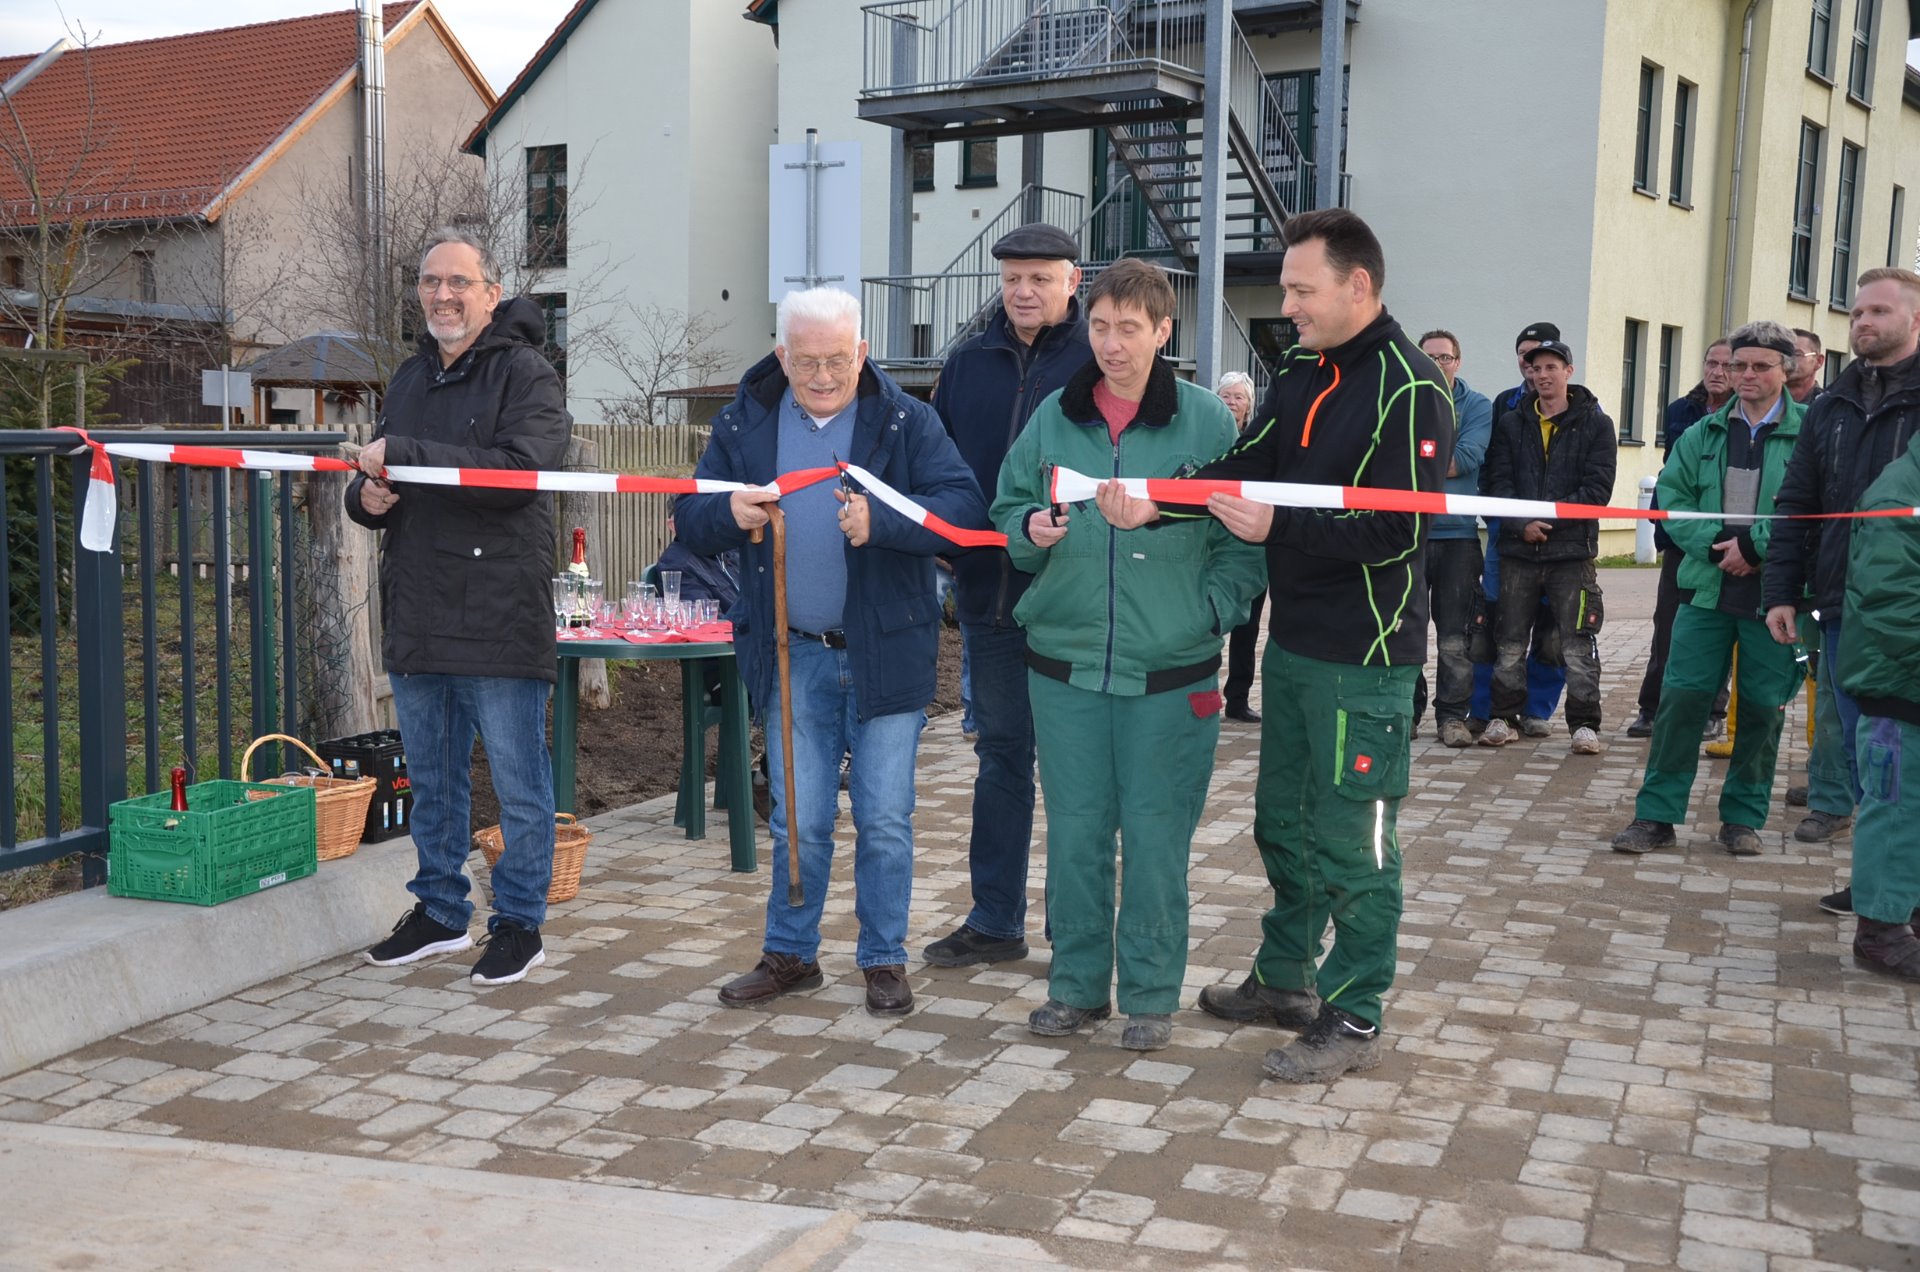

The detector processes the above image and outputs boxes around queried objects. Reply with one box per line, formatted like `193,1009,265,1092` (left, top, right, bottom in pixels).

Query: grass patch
9,567,261,856
1596,553,1659,569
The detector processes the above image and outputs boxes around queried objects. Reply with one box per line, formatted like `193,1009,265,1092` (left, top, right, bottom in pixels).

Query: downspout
359,0,388,329
1722,1,1760,333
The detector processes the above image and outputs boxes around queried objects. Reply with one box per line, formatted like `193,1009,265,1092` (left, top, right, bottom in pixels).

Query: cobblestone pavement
5,574,1919,1271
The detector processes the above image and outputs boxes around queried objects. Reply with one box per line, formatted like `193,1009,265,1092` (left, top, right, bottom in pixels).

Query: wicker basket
473,812,590,904
242,734,379,862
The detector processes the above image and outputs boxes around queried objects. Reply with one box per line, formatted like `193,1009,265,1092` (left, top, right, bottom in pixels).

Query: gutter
1723,0,1759,333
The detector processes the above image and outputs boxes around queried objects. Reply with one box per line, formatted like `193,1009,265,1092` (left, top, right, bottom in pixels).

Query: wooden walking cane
752,507,804,907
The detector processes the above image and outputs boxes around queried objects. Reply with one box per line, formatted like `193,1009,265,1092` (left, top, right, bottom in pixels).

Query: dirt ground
468,623,966,831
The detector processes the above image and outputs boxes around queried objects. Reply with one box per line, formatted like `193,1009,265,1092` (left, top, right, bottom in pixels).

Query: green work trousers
1636,605,1800,830
1251,645,1415,1029
1029,672,1220,1015
1853,715,1920,924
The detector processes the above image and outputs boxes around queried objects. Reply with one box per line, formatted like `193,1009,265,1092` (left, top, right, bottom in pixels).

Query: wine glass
551,576,571,632
660,570,682,608
582,579,604,634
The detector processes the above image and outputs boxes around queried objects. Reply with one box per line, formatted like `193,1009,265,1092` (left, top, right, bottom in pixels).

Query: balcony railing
863,0,1204,98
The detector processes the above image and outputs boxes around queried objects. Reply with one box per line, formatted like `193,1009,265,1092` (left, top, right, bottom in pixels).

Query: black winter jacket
345,298,573,681
1481,385,1617,562
1190,308,1452,668
1763,355,1920,616
931,298,1093,626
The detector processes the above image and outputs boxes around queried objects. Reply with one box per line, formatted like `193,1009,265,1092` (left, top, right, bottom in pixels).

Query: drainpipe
1722,1,1759,334
359,0,388,324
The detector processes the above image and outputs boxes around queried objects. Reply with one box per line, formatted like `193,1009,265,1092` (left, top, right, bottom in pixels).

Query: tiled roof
0,3,421,228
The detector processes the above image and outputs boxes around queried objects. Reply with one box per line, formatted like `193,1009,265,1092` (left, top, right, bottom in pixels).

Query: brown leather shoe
862,964,913,1017
718,952,823,1007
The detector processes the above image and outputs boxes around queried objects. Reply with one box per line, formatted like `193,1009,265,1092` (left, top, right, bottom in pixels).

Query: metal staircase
859,0,1349,388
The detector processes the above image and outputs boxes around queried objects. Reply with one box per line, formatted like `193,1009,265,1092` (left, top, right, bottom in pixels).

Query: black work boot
1196,975,1320,1028
1853,918,1920,981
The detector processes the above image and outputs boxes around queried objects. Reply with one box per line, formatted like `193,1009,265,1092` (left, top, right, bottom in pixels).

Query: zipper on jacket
1100,434,1121,693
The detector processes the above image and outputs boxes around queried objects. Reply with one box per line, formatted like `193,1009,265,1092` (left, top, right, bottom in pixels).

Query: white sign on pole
201,367,252,428
768,137,862,304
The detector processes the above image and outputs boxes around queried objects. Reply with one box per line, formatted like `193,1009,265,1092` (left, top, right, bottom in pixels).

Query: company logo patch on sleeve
1354,754,1373,774
1419,439,1437,459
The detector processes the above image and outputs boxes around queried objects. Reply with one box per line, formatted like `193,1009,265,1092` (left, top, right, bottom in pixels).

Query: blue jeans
1820,618,1865,807
763,638,924,968
389,673,555,933
959,623,1037,940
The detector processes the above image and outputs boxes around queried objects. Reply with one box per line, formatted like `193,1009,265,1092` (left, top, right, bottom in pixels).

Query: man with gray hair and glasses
678,286,986,1018
1612,320,1808,859
350,228,573,986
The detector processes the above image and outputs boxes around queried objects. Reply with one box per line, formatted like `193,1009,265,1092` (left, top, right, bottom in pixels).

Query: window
1831,142,1862,306
910,322,931,359
1889,185,1907,267
1656,325,1682,442
1827,350,1847,386
1790,121,1823,298
911,142,934,193
2,255,23,289
1620,319,1645,443
1249,318,1299,372
1669,80,1696,206
534,292,567,380
1848,0,1876,101
1633,63,1661,193
525,144,567,267
1265,67,1349,186
131,250,157,304
1809,0,1835,79
959,138,997,188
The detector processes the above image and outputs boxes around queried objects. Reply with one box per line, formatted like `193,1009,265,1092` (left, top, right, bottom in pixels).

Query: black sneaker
471,924,545,986
1818,886,1853,916
1262,1004,1382,1083
365,904,473,967
921,923,1028,968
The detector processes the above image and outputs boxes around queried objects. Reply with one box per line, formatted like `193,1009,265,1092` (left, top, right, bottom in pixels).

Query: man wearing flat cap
1612,320,1809,858
923,223,1093,970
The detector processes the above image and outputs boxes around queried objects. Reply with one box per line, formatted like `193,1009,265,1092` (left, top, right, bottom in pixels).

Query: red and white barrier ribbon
841,462,1008,548
54,430,1920,556
1047,466,1920,525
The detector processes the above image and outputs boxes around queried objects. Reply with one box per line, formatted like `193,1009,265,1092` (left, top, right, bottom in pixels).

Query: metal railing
1226,21,1312,225
1,429,338,880
1220,301,1271,400
863,0,1204,97
865,183,1086,364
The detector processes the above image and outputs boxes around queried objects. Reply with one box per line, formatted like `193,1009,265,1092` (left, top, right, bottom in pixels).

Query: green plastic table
552,636,757,873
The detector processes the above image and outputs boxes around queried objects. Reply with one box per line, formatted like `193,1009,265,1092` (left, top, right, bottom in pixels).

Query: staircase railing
862,0,1203,98
1225,20,1311,231
1220,300,1271,400
864,183,1087,365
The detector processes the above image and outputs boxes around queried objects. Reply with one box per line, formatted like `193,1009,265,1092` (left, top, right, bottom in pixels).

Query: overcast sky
1,1,572,95
7,3,1919,104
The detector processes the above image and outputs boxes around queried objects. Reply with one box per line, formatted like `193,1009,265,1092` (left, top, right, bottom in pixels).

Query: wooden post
305,463,380,740
559,434,611,710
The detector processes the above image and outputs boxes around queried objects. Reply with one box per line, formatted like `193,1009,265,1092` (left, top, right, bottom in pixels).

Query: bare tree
590,302,733,427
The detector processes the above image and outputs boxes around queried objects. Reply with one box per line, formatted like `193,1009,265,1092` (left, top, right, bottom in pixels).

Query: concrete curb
0,1123,1070,1270
0,837,417,1077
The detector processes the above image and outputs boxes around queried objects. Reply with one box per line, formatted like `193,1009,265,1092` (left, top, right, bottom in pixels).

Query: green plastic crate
108,780,317,906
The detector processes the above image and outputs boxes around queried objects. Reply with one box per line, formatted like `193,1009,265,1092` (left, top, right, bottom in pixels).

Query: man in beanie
1612,321,1808,858
924,224,1094,970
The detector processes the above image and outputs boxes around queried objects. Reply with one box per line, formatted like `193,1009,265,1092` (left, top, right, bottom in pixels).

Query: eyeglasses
1729,359,1785,375
416,274,490,294
1428,353,1459,365
787,355,856,377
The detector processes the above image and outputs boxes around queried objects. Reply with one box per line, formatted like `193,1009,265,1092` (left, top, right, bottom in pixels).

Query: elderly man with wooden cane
676,287,986,1017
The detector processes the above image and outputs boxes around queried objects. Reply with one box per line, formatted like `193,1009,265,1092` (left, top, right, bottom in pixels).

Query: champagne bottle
566,527,590,627
170,767,189,812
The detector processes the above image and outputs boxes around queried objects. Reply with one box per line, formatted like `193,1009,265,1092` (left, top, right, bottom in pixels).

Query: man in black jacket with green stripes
1172,210,1453,1083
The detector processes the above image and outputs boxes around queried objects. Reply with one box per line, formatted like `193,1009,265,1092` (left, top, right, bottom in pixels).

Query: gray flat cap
990,223,1079,262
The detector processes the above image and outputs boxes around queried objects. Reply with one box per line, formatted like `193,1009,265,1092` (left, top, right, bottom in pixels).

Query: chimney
358,0,388,316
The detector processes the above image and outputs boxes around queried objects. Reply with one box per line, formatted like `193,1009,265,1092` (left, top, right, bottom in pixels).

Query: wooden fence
141,420,711,585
